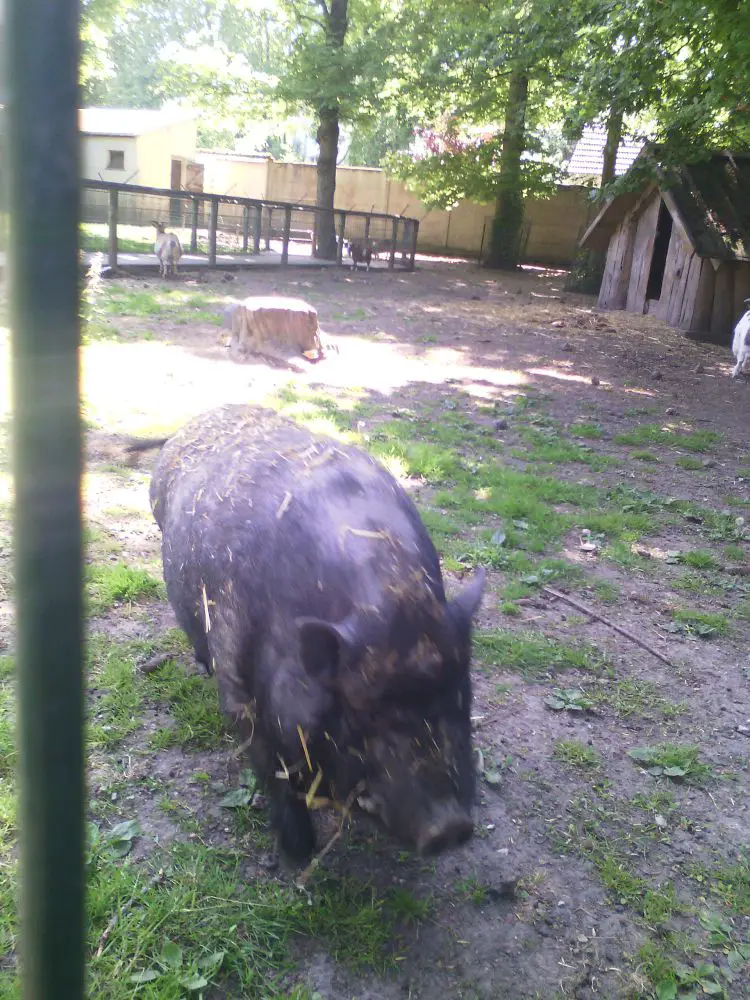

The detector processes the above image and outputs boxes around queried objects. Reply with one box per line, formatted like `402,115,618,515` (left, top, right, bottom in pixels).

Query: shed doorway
646,200,673,302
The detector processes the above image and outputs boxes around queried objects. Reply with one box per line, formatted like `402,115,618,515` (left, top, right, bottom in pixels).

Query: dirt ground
0,256,748,1000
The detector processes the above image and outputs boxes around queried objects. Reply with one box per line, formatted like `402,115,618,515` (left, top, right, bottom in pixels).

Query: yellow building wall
81,135,138,183
196,154,270,199
165,152,596,264
135,118,198,189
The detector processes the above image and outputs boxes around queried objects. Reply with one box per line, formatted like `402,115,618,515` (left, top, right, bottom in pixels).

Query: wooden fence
82,180,420,270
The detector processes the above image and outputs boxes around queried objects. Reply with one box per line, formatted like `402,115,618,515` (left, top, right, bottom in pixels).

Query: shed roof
79,107,198,138
580,151,750,262
565,127,643,179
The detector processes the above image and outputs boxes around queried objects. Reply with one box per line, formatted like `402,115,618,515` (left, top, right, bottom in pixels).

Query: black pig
143,405,485,863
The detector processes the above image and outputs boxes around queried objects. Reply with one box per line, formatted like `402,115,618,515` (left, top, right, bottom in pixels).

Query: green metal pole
5,2,85,999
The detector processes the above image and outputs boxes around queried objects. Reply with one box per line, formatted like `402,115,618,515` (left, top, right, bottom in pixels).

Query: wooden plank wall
598,218,636,308
710,265,735,342
733,264,750,321
625,194,661,314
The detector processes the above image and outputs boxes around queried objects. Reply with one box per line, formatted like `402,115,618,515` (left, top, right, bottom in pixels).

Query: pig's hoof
278,799,316,863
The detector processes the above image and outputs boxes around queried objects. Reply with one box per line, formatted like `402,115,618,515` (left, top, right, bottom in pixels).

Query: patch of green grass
0,679,14,782
145,661,227,750
624,406,658,417
448,539,533,573
82,842,354,996
632,788,676,818
576,509,656,540
690,854,749,915
100,284,225,326
631,449,659,462
678,549,719,570
676,455,705,470
297,876,401,971
371,437,460,483
454,876,489,905
638,939,728,1000
672,572,726,597
386,887,432,925
671,607,730,637
592,580,620,603
723,544,745,562
332,308,367,320
419,509,463,540
500,601,522,616
502,580,534,601
595,851,647,907
86,562,163,615
628,743,711,784
589,680,686,720
614,423,721,453
515,429,612,468
474,630,610,680
570,423,604,440
88,651,142,750
553,739,600,769
642,883,679,926
81,223,168,255
601,540,653,572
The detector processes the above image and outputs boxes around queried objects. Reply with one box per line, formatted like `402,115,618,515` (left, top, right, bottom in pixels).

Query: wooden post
242,205,250,253
281,206,292,265
337,211,346,264
389,217,398,270
409,219,419,271
208,199,218,267
107,188,118,269
253,204,262,253
7,1,86,998
190,197,199,253
364,215,371,243
265,207,272,251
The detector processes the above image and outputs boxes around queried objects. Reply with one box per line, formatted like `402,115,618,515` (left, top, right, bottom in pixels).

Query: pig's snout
416,803,474,856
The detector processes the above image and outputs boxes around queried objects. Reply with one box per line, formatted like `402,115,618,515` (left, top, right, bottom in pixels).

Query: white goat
152,220,182,279
732,297,750,378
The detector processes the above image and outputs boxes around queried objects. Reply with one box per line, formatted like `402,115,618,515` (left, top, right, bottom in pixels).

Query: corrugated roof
581,152,750,262
79,107,198,138
566,127,644,179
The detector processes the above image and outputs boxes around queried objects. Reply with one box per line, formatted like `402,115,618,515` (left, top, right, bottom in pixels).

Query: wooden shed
579,152,750,343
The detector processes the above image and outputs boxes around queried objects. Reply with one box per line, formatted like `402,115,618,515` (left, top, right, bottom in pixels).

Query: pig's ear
448,569,486,628
295,617,354,679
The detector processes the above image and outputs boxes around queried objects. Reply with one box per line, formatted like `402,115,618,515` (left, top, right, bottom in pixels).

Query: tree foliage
81,0,750,268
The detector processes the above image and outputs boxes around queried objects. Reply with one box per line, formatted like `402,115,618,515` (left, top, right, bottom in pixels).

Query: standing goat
343,236,379,272
152,220,182,279
732,297,750,378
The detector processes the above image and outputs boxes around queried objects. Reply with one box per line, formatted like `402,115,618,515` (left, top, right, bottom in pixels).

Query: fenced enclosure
82,180,420,271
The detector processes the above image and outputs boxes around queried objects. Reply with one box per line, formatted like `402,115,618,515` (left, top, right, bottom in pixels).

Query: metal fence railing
81,180,420,272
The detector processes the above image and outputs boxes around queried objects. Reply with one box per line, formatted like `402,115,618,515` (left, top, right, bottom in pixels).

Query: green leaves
544,687,594,712
104,819,141,858
627,744,711,783
129,939,225,991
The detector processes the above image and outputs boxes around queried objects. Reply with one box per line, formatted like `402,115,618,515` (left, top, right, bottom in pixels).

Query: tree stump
222,296,325,369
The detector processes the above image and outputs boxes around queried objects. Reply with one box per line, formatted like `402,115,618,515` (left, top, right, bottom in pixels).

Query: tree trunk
314,0,348,260
601,106,623,188
565,106,623,293
315,109,340,259
486,70,529,270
